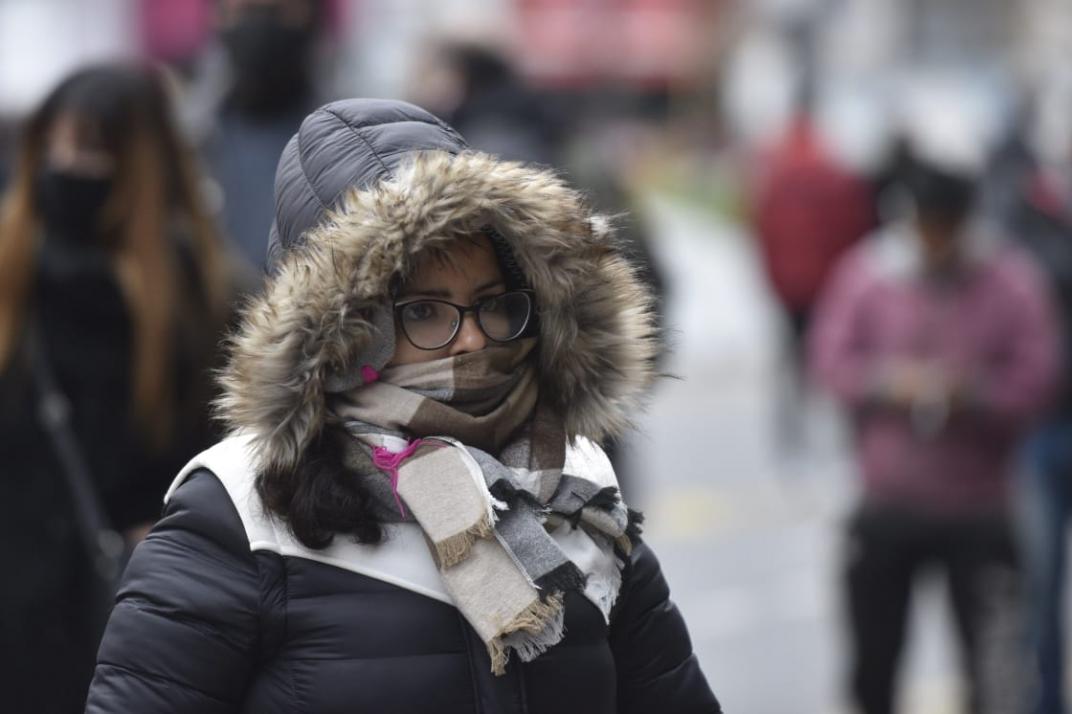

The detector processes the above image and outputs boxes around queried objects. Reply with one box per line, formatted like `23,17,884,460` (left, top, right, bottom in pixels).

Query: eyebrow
401,279,505,301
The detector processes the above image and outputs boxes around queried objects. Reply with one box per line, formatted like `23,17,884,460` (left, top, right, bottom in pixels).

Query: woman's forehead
45,113,115,175
49,112,107,150
403,234,503,294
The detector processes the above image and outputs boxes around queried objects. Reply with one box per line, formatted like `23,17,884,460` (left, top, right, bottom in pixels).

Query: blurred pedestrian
750,103,875,456
197,0,330,270
0,62,238,713
985,109,1072,714
567,147,668,502
810,118,1061,714
413,40,563,167
84,98,721,713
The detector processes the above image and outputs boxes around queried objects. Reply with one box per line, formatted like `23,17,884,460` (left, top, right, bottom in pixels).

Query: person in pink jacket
809,133,1061,714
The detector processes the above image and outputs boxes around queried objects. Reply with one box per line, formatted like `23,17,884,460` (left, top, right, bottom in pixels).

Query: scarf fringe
434,516,496,568
621,507,645,555
488,639,509,676
534,562,587,600
487,594,565,675
587,485,621,511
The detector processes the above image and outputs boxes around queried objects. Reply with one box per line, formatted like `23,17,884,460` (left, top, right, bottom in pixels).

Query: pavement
621,194,964,714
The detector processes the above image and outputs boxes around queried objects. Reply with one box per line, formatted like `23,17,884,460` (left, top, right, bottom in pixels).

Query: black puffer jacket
86,469,718,713
86,99,720,712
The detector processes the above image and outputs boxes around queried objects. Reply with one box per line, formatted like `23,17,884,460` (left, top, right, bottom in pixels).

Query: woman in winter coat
84,98,721,713
0,64,236,712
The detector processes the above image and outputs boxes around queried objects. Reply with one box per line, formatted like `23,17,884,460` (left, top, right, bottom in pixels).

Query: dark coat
0,235,226,713
86,469,720,713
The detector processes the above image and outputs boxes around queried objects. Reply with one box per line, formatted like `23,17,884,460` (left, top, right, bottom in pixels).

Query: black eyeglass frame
392,289,536,351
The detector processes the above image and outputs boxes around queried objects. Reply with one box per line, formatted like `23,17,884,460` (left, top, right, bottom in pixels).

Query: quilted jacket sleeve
608,541,722,713
85,470,261,713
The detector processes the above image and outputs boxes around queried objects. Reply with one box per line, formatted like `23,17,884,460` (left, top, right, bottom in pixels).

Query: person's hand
879,361,937,409
876,360,980,435
944,373,981,414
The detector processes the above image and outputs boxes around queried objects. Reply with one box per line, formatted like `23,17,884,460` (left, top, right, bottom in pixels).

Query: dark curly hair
255,425,384,549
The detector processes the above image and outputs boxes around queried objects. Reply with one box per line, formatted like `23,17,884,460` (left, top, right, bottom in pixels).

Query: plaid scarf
328,339,637,674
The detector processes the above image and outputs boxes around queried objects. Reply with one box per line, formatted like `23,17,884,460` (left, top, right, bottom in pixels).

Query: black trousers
845,502,1024,714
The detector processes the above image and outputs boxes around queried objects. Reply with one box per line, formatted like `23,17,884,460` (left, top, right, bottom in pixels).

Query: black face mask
222,7,315,116
35,168,114,240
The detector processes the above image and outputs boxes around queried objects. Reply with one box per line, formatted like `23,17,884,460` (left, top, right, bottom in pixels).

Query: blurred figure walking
414,40,563,167
197,0,329,270
810,116,1061,714
0,63,236,713
985,106,1072,714
750,104,874,456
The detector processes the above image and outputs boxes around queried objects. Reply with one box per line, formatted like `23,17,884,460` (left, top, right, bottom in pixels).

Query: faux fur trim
217,152,658,474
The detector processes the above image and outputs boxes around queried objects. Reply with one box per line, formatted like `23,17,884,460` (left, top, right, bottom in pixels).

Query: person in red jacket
750,109,876,453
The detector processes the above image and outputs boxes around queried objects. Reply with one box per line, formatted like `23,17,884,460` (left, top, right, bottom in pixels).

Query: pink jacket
809,223,1061,514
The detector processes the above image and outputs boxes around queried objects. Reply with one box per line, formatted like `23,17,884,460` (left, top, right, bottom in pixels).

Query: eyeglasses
393,290,534,350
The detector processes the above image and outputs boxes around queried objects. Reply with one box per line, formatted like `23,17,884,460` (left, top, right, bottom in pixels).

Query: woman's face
389,234,506,366
35,113,118,237
45,113,114,178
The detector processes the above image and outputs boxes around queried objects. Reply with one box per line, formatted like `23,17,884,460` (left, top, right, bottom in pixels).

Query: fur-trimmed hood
217,99,658,474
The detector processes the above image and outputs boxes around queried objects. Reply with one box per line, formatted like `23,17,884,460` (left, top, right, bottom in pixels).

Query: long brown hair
0,63,230,445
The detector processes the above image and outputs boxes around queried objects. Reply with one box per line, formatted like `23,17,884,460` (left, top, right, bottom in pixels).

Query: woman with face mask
0,63,238,712
83,98,721,713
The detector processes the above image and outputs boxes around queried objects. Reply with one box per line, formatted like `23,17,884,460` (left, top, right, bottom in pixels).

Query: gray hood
217,99,658,474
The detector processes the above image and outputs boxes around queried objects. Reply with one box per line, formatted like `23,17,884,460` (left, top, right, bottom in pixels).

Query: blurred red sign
517,0,713,88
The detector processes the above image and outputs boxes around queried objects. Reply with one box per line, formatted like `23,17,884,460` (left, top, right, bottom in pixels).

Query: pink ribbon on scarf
371,439,423,518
